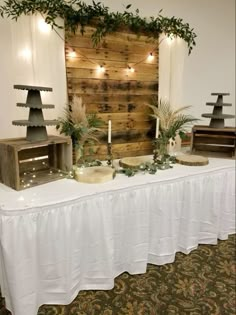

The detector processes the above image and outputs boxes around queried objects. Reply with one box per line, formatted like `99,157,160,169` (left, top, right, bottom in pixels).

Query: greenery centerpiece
147,98,198,158
0,0,197,54
56,95,104,165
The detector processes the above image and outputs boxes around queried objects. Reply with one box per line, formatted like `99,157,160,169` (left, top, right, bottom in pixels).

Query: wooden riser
191,125,236,159
0,136,72,190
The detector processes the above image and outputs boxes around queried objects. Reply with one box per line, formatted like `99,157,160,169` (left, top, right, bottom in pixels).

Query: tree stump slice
119,156,152,169
176,154,209,166
74,166,115,183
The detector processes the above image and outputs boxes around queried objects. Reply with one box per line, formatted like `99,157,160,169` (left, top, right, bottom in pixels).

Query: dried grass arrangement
147,97,198,141
146,97,198,156
56,95,104,164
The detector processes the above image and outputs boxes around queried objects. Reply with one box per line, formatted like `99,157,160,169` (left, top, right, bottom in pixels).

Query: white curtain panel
158,34,188,109
158,34,189,151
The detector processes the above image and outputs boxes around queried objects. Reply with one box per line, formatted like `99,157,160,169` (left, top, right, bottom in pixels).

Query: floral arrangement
56,95,104,164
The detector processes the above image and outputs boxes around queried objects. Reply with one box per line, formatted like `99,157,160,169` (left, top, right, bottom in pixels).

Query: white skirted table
0,158,235,315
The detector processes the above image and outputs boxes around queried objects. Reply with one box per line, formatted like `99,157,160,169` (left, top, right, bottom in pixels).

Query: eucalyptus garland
0,0,197,54
117,155,176,177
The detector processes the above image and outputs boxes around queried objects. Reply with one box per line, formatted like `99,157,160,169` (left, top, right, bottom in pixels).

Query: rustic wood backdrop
65,27,159,160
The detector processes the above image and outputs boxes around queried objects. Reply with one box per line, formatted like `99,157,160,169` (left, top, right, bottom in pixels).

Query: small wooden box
191,125,236,158
0,135,72,190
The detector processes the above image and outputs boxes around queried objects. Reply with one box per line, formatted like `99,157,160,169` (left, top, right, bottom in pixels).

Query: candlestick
107,143,113,167
155,117,159,138
108,120,112,143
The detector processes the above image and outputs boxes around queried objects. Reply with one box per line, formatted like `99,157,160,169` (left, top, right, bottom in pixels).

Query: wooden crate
191,125,236,158
0,135,72,190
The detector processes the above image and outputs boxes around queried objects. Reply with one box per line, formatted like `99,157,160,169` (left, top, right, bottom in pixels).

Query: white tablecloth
0,158,235,315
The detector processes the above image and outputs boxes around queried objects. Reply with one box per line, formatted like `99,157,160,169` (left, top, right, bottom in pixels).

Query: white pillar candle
155,117,160,138
108,120,112,143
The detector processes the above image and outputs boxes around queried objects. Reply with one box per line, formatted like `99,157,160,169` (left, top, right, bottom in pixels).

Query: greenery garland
0,0,197,54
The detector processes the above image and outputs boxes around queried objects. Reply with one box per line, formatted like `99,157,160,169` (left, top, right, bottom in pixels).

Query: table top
0,157,235,214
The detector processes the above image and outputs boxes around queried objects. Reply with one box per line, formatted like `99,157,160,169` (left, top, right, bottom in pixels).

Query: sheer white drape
158,34,189,151
158,34,188,109
0,13,67,139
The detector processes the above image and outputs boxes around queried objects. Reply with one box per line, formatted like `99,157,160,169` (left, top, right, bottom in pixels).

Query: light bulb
127,66,135,73
147,53,154,62
97,65,105,73
38,18,51,34
68,50,77,58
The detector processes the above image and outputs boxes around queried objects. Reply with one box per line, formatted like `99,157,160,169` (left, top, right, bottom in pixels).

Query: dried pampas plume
70,95,88,126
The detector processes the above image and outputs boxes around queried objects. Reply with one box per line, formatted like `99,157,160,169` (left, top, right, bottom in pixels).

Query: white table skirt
0,158,235,315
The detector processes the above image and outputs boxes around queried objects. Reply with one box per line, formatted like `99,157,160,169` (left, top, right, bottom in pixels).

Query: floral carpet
1,234,235,315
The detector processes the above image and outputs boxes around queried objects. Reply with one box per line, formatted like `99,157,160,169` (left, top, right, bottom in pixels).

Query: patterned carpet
1,234,235,315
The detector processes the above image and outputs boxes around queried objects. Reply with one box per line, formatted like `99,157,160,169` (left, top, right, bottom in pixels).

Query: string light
147,52,154,62
27,14,175,76
127,66,135,73
68,49,77,58
36,16,176,76
97,65,106,73
20,165,72,189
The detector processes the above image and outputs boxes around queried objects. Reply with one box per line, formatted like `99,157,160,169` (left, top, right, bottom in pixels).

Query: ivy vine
0,0,197,54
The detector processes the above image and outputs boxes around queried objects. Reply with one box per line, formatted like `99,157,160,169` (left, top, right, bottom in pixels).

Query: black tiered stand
12,85,58,141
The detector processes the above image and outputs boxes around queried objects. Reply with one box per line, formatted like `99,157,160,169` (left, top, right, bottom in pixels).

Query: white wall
0,0,235,140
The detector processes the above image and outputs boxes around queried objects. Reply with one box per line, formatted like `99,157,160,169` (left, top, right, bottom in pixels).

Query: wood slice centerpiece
74,166,115,183
176,154,209,166
119,156,152,169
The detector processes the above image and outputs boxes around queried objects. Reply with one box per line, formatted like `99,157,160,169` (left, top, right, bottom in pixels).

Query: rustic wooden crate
0,135,72,190
191,125,236,158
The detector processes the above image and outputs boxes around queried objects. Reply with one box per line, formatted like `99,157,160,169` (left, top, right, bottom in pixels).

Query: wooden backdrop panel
65,27,158,160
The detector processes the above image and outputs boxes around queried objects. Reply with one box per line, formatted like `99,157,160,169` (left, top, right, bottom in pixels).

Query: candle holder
152,137,174,170
152,138,160,164
107,143,113,167
152,136,169,163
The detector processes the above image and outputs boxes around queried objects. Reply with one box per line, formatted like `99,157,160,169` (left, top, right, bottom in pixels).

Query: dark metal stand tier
202,93,235,128
12,85,58,141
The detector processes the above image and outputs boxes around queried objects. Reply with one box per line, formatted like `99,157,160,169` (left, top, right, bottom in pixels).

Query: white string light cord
36,13,175,74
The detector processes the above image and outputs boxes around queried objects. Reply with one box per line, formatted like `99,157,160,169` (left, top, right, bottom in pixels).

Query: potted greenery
56,95,104,164
147,97,198,156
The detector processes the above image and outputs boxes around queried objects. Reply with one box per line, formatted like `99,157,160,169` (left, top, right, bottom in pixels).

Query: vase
74,146,84,165
158,137,169,156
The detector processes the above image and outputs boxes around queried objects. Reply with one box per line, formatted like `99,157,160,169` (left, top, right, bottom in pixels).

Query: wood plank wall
65,27,159,160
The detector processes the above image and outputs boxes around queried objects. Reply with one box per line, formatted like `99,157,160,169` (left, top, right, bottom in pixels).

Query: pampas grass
147,97,198,140
56,95,104,163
